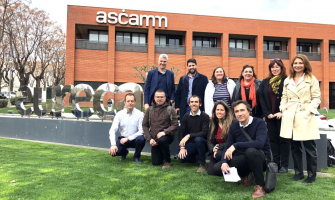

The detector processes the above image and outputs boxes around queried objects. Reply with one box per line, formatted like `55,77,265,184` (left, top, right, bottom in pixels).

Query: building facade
66,5,335,108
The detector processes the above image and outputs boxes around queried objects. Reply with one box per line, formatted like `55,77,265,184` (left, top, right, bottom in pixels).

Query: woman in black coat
207,101,235,176
258,58,290,173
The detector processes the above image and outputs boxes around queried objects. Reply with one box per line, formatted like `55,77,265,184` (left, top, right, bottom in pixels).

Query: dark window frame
229,38,250,49
297,42,312,53
192,36,217,48
115,31,147,44
155,34,183,45
263,40,282,51
88,29,108,42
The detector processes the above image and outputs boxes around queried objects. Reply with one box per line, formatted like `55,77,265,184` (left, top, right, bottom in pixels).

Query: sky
30,0,335,33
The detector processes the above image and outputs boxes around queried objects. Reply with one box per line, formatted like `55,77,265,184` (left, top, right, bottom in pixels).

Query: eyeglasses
270,58,281,61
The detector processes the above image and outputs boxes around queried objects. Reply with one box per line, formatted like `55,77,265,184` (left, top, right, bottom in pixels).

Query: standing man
142,90,179,169
109,93,146,164
144,54,175,110
175,58,208,121
218,100,271,198
178,95,209,172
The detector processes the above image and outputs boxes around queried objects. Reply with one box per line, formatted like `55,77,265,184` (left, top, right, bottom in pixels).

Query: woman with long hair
204,67,236,119
280,54,321,183
207,101,235,176
232,65,262,118
259,58,290,173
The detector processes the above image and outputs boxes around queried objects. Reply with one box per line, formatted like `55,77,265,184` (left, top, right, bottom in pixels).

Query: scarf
269,75,282,95
241,77,256,108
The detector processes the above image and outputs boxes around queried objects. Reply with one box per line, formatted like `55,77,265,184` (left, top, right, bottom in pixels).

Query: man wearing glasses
175,58,208,122
142,90,178,169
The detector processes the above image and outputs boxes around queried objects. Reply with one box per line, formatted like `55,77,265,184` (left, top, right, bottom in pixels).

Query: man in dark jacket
175,58,208,121
144,54,175,111
142,90,179,169
178,95,209,172
220,100,271,198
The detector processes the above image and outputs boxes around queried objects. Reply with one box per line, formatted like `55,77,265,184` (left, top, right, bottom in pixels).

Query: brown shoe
162,162,171,170
239,172,254,187
252,185,265,198
196,164,207,172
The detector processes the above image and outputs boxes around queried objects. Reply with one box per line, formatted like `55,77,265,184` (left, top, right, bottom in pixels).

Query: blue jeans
115,135,146,158
178,137,208,165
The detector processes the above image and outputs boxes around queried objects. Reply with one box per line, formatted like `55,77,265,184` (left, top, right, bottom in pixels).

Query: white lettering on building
96,9,168,28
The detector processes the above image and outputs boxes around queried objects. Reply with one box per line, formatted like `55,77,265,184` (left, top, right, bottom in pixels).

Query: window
192,37,217,48
330,44,335,54
297,42,312,52
229,39,249,49
155,35,182,46
115,32,147,44
263,41,281,51
89,30,108,42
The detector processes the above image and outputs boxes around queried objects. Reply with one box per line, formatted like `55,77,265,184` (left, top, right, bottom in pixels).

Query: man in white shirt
109,93,145,163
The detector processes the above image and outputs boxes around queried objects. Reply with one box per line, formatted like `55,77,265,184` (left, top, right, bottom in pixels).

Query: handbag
239,127,278,193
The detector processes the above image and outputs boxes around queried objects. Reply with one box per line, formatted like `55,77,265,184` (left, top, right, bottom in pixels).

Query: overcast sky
30,0,335,32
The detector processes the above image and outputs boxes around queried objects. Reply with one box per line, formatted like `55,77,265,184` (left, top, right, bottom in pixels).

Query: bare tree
51,38,66,86
131,64,181,83
6,3,47,87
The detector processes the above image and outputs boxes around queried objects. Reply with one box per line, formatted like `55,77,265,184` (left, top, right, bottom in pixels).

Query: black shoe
303,177,316,184
278,167,288,173
133,157,142,164
291,174,304,181
120,150,129,161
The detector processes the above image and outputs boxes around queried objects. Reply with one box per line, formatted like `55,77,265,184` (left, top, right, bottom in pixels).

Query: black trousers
266,118,290,168
213,148,268,187
151,135,173,165
115,135,146,158
290,140,318,178
207,149,224,176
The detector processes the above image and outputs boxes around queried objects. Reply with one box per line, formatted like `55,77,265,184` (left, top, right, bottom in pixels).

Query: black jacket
258,78,284,118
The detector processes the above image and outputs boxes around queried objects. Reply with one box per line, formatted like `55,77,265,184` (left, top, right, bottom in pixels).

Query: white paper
222,167,241,182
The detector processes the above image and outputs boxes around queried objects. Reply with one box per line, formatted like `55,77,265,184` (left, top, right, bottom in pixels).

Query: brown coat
142,101,178,142
279,75,321,141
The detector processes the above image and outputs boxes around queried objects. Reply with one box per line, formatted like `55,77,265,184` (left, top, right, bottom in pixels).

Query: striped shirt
213,82,231,107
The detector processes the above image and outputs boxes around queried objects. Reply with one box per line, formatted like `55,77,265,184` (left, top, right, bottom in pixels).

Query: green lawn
0,138,334,200
318,109,335,119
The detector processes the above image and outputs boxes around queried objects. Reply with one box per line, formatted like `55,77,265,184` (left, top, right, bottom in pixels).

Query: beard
188,69,196,75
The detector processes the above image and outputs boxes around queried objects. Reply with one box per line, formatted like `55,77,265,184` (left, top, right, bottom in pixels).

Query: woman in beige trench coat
279,54,321,184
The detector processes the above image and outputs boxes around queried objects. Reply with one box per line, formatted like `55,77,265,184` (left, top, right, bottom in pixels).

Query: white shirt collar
239,116,253,128
190,109,201,116
290,73,305,86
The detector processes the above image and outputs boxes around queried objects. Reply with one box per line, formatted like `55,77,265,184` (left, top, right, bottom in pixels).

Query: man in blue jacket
175,58,208,121
144,54,175,110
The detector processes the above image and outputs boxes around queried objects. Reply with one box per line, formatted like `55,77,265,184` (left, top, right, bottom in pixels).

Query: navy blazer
175,73,208,118
258,78,284,118
144,68,175,104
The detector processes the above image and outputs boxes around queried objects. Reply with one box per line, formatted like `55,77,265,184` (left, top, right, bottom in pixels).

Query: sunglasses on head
270,58,281,61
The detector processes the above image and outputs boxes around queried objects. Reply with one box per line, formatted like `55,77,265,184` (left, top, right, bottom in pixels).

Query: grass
318,109,335,119
0,138,335,200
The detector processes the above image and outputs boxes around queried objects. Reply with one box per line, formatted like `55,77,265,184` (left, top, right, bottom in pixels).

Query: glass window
210,38,216,47
269,41,274,51
330,45,335,54
124,33,130,43
263,41,267,51
195,37,202,47
89,31,99,41
155,35,159,45
229,39,235,48
132,33,139,44
243,40,249,50
100,31,108,42
203,38,209,48
140,34,146,44
159,35,166,45
274,42,281,50
116,32,123,43
236,40,242,49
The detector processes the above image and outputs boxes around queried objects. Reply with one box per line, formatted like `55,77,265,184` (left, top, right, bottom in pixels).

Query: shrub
0,99,8,108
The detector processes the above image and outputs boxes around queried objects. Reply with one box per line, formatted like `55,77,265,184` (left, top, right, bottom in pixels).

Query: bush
10,97,19,105
0,99,8,108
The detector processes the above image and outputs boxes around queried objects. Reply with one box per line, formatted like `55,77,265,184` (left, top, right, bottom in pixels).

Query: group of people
109,53,321,198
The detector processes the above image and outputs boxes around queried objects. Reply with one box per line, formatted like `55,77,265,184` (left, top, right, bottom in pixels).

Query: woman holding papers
207,101,234,176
